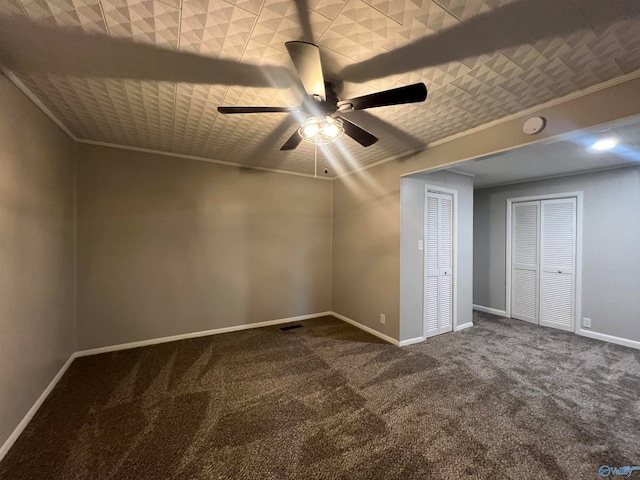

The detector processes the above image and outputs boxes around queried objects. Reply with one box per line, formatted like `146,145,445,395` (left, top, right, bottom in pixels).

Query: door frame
505,191,583,334
423,184,458,338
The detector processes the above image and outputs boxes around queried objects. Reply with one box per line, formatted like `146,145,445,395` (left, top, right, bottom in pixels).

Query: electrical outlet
380,314,386,325
582,317,592,328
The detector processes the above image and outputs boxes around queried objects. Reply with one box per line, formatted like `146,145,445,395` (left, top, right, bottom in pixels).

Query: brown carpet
1,312,639,479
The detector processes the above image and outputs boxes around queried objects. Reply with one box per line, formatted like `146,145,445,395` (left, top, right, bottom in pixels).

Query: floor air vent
280,324,303,331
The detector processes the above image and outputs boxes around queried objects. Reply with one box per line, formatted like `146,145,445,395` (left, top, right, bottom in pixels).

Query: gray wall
76,144,332,349
0,75,76,449
473,166,640,342
400,171,474,341
332,75,640,342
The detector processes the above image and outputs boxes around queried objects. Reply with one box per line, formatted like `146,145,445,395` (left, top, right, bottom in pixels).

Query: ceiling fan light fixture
299,116,344,145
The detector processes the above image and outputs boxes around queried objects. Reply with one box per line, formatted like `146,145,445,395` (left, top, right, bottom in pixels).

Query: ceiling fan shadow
293,0,314,44
0,14,295,89
341,0,640,84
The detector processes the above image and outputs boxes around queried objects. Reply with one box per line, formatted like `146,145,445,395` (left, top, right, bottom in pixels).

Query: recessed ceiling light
591,138,618,151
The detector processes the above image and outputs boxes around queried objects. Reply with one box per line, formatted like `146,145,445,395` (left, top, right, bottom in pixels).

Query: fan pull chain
314,143,317,178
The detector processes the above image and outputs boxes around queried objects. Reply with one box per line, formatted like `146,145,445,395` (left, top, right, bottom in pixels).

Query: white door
511,201,540,324
424,191,454,338
539,198,577,332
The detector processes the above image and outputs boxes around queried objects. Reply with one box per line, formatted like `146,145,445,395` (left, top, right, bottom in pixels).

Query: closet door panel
438,194,453,332
424,191,454,338
511,201,540,324
540,198,576,332
424,193,440,337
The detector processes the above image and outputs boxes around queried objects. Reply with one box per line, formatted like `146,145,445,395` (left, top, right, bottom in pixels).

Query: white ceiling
447,115,640,188
1,0,640,176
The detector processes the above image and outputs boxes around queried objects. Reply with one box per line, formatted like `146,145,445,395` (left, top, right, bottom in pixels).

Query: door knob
557,270,562,273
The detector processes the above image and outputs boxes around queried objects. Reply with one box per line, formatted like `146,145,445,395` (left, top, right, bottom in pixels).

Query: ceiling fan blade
342,110,425,150
281,129,303,150
285,41,326,100
0,14,295,88
338,83,427,111
338,116,379,147
341,0,640,84
218,106,298,114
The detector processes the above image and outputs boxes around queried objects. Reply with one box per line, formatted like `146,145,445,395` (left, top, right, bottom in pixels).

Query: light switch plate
380,314,386,325
418,240,423,250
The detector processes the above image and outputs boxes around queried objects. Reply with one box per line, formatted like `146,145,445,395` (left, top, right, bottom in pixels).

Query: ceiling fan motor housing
302,84,340,117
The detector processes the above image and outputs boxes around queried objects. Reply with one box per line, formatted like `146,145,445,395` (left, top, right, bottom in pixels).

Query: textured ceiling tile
180,0,257,59
308,0,346,20
251,0,331,49
121,79,177,150
383,0,458,51
502,44,548,71
318,0,401,62
451,54,524,95
224,0,263,15
433,0,490,21
5,0,640,176
0,0,26,15
362,0,418,25
101,0,181,48
20,0,107,32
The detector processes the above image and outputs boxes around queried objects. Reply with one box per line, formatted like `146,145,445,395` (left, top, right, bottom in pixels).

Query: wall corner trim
330,312,399,346
472,305,508,317
578,329,640,350
0,354,76,463
455,322,474,331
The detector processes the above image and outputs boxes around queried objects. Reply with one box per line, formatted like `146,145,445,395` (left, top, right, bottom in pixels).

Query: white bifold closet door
539,198,577,332
424,191,453,338
511,201,540,324
511,197,576,331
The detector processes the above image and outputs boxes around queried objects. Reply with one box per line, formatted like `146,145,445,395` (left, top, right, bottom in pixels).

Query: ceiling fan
1,0,638,160
217,41,427,151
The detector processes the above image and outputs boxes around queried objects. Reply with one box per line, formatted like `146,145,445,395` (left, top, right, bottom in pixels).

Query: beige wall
0,74,76,449
76,144,332,349
332,76,640,341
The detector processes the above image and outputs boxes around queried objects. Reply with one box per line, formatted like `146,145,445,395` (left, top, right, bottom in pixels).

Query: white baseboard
473,305,507,317
578,329,640,350
398,336,424,347
456,322,474,331
329,311,399,346
75,311,333,357
0,354,76,463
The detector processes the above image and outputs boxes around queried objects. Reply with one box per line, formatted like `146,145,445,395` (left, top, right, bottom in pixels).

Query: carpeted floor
1,312,639,479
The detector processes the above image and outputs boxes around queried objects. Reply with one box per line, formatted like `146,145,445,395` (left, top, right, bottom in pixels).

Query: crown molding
3,69,77,141
6,66,640,181
77,140,333,180
335,69,640,179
